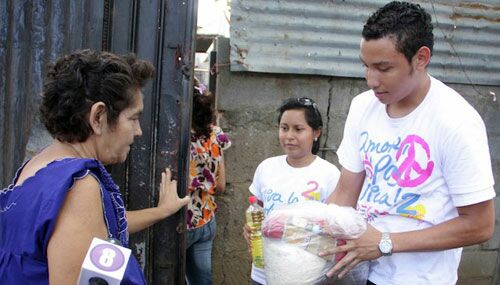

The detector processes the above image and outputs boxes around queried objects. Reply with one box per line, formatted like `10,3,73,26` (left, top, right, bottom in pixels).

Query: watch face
380,240,392,253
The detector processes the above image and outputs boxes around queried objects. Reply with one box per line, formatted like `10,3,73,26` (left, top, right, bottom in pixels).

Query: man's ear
413,46,431,70
89,102,107,135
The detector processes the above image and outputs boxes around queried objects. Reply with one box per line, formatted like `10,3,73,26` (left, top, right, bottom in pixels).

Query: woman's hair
278,97,323,155
191,83,214,139
40,49,155,142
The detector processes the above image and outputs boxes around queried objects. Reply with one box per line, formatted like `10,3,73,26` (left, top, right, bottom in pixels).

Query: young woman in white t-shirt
243,97,341,285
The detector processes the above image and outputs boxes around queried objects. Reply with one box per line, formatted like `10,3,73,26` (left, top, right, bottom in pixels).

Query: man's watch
378,232,393,256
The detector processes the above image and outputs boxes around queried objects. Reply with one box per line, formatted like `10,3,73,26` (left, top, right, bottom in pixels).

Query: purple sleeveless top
0,158,146,284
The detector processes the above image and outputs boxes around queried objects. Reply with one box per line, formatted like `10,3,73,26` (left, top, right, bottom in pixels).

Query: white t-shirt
249,155,340,284
337,76,495,285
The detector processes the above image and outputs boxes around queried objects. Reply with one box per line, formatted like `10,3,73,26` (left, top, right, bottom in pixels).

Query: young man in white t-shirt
322,2,496,284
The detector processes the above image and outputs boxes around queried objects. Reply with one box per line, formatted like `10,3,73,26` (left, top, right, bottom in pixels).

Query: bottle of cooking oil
246,196,264,269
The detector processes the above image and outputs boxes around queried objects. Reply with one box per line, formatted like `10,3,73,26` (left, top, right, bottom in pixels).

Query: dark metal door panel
107,0,198,284
1,0,197,284
108,0,198,284
151,2,198,283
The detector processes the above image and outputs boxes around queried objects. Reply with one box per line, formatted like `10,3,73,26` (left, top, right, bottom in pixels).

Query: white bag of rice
262,201,368,285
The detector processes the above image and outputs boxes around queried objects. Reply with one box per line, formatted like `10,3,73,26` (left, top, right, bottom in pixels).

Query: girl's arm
216,155,226,194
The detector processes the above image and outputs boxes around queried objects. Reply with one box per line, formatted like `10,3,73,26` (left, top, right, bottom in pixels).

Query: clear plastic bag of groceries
261,201,369,285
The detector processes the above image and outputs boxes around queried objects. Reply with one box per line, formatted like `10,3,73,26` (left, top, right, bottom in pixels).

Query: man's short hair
362,1,434,64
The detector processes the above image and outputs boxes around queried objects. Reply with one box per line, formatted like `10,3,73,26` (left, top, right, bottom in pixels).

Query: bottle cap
248,196,257,204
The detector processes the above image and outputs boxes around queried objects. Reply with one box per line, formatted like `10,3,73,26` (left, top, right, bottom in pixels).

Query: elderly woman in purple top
0,49,189,284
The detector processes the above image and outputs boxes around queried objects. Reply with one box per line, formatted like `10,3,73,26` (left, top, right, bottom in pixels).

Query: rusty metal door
0,0,198,284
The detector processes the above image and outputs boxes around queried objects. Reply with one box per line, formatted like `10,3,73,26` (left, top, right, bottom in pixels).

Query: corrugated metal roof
230,0,500,85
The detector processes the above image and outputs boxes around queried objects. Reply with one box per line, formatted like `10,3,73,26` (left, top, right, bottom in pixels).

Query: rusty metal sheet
230,0,500,85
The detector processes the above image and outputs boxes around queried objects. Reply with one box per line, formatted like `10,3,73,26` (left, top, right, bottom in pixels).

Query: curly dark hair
278,97,323,155
191,86,214,139
40,49,155,142
362,1,434,64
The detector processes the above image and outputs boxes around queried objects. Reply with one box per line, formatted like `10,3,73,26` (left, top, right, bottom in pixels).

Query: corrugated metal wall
0,1,198,284
230,0,500,86
0,0,104,189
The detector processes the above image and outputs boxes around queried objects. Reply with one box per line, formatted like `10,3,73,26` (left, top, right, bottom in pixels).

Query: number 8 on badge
90,243,125,271
78,238,132,285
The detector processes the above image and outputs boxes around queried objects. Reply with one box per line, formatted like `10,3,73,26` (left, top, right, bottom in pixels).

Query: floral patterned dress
187,126,231,230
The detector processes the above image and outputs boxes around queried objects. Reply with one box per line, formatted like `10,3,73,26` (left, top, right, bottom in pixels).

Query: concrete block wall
212,37,500,284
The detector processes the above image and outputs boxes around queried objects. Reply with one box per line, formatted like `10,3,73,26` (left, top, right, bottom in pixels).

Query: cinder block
457,277,494,285
463,244,482,251
458,251,498,278
496,197,500,221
